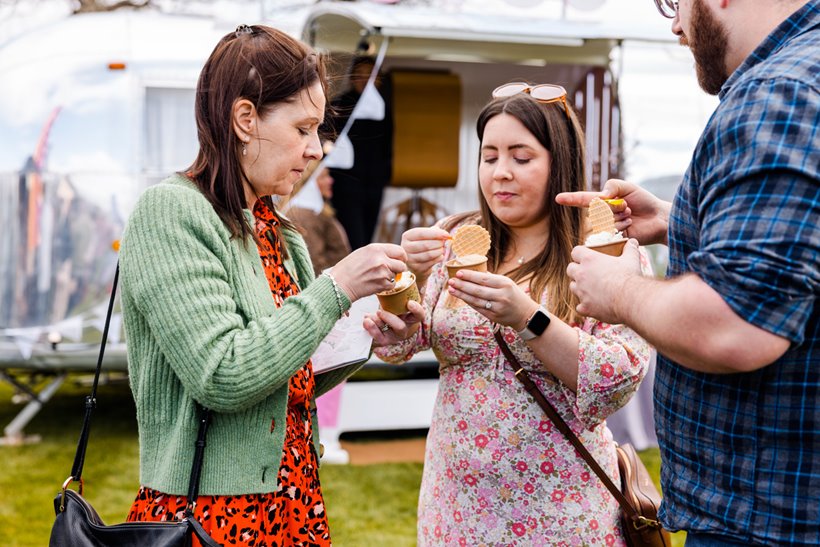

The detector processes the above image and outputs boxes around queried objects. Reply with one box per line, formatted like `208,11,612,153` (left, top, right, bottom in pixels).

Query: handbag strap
185,405,210,513
68,263,121,483
492,328,638,520
66,261,211,517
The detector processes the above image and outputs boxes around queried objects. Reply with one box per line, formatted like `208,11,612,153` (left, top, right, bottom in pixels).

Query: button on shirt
655,2,820,544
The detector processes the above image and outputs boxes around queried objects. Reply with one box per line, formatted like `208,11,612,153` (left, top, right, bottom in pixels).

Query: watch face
528,309,551,336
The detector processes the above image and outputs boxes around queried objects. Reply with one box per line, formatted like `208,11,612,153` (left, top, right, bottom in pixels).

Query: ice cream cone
443,256,488,308
445,255,488,278
587,239,627,257
377,272,421,315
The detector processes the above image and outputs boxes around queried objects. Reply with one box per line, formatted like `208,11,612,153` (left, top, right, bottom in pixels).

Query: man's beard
681,0,730,95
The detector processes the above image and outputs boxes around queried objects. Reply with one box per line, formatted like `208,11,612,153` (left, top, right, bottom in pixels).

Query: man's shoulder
710,40,819,148
745,23,820,90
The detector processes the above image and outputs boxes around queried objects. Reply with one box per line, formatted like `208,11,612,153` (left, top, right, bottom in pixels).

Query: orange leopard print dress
127,198,331,546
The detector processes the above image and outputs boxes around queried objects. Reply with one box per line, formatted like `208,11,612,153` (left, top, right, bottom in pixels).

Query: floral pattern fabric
376,233,651,546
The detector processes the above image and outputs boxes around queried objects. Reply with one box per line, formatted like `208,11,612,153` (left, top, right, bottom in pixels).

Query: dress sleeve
561,249,654,428
568,319,651,428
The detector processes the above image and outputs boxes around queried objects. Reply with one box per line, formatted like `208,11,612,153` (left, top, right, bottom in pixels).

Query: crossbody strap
66,262,211,517
493,328,638,520
68,264,121,483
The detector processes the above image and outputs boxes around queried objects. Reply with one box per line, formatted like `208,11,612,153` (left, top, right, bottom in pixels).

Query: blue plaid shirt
656,2,820,544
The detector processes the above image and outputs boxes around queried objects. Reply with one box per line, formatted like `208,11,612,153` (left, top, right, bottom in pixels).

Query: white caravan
0,1,672,444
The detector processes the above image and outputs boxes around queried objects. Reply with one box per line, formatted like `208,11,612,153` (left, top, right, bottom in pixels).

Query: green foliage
0,376,139,546
0,379,683,546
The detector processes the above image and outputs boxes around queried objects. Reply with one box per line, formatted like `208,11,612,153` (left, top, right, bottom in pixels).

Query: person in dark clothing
327,56,393,250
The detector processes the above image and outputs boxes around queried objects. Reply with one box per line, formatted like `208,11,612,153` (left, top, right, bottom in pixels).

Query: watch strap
516,306,549,341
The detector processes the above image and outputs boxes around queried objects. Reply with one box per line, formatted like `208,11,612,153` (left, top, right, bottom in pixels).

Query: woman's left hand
364,300,425,347
448,270,538,331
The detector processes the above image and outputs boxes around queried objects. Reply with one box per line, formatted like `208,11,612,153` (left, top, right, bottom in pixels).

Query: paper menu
311,294,378,375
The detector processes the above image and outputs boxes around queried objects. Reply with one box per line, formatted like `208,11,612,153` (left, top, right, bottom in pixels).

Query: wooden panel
390,70,461,188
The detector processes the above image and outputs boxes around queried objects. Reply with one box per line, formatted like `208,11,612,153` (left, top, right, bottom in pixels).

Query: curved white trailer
0,2,668,446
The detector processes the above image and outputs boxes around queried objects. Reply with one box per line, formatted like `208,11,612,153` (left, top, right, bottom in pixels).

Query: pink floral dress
375,238,651,546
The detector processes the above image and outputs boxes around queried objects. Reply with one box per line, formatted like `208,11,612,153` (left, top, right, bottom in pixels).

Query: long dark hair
187,25,328,241
447,93,587,324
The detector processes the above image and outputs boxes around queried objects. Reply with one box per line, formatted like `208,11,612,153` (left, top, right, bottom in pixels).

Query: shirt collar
252,196,279,226
719,0,820,99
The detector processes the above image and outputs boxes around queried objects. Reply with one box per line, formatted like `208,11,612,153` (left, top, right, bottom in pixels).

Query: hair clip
235,24,253,37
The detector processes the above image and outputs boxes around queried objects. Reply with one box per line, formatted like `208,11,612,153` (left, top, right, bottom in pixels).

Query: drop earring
242,142,247,156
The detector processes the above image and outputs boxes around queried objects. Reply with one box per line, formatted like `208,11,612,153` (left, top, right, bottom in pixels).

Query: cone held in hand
377,271,420,315
445,224,491,308
586,198,627,256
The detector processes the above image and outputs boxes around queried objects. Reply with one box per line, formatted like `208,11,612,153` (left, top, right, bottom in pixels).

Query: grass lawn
0,376,684,546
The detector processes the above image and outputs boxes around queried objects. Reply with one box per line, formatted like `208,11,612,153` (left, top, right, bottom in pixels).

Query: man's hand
556,178,672,246
566,239,643,324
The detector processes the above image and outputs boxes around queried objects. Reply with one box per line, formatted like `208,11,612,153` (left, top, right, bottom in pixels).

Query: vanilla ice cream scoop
585,230,623,246
454,253,486,266
392,272,414,291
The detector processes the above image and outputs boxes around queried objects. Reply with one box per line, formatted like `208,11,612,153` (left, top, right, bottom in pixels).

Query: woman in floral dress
365,89,651,545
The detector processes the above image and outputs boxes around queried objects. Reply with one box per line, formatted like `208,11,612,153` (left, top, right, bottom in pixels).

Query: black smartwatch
516,306,551,341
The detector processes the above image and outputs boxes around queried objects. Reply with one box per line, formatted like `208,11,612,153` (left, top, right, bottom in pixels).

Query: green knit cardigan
120,174,358,495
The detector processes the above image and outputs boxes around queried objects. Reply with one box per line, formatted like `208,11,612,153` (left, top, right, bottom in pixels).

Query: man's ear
232,99,256,143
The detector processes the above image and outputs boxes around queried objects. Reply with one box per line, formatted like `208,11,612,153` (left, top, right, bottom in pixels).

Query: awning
301,1,675,64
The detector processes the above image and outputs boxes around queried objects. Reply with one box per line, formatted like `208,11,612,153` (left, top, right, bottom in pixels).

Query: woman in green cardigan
120,24,413,545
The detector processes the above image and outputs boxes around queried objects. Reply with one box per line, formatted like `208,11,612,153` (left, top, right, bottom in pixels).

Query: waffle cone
588,198,616,236
588,239,628,257
451,225,491,258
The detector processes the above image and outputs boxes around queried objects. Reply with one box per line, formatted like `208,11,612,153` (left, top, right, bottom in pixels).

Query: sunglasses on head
492,83,570,118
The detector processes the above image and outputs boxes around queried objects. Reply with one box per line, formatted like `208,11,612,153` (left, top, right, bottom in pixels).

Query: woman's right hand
330,243,408,302
401,227,451,281
555,178,672,246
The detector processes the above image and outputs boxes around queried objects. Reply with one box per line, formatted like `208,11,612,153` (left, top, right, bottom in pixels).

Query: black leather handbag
49,264,221,547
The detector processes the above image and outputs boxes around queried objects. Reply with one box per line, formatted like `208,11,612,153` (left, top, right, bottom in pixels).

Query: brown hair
446,92,587,324
186,25,328,241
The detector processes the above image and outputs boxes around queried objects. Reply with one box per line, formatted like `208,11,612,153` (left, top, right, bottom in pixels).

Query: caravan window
143,87,197,185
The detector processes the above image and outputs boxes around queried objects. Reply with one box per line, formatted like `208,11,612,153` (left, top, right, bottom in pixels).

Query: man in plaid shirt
560,0,819,544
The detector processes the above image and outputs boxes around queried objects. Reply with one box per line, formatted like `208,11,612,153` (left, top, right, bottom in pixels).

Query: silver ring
484,300,492,310
380,324,391,332
389,277,396,284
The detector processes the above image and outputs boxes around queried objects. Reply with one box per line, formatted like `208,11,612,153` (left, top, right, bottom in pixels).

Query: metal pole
0,373,66,445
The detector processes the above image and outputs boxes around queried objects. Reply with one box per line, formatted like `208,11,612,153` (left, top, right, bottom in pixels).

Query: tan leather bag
616,443,669,547
494,329,670,546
